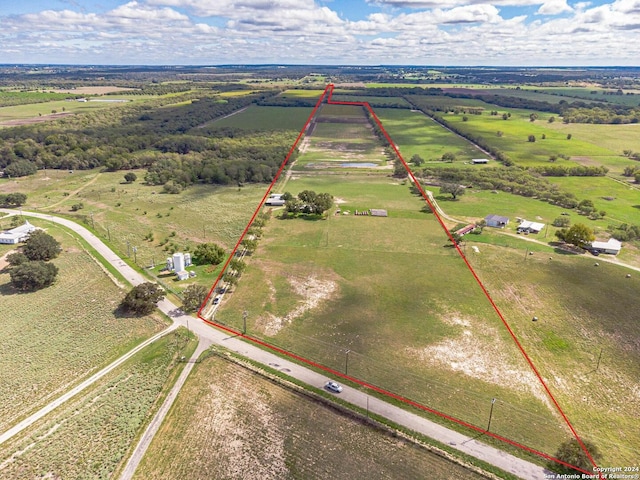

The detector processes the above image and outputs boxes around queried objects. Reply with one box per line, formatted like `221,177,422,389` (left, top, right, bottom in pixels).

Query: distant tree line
0,90,302,188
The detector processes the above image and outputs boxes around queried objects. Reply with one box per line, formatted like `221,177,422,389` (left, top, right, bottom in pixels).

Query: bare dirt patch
258,274,339,336
0,112,73,127
0,250,17,271
406,314,551,407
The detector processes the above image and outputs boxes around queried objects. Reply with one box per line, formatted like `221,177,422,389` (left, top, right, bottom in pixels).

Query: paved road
1,209,549,479
119,337,213,480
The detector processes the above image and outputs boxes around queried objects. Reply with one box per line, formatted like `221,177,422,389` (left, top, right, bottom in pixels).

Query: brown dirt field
133,354,489,480
51,86,137,94
0,112,73,127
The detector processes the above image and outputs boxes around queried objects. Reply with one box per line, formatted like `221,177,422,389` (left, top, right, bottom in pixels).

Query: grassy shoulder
0,328,196,479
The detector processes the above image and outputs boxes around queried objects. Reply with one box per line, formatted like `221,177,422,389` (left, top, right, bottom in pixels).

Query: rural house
517,220,545,234
0,221,37,244
590,238,622,255
484,214,509,228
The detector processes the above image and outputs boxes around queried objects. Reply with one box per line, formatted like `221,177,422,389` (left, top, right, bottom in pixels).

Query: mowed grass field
211,105,314,131
375,107,488,163
0,329,196,479
0,220,165,433
216,173,568,459
133,352,489,480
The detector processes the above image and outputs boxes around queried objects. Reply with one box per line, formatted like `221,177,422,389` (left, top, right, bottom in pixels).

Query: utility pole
106,225,111,242
596,348,603,372
487,398,496,432
133,246,138,265
90,212,95,230
243,310,248,334
345,349,351,376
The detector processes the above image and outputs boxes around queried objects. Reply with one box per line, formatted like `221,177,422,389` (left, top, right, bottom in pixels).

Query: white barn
0,221,36,244
485,214,509,228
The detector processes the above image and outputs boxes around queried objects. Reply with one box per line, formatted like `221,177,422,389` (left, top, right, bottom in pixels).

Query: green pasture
320,103,365,117
210,104,313,131
406,94,492,110
374,107,487,162
217,174,568,458
443,111,616,166
470,243,640,466
545,121,640,157
330,95,411,107
0,220,165,433
549,176,640,225
0,98,138,123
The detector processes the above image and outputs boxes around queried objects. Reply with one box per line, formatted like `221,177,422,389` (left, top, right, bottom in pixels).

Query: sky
0,0,638,66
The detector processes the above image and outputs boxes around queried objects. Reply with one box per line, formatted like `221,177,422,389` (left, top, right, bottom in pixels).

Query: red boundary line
197,83,602,478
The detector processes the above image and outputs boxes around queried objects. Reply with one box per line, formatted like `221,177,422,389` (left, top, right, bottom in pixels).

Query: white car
213,296,221,305
325,381,343,393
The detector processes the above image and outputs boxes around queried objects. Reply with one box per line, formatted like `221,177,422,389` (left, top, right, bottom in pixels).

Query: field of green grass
211,105,313,131
0,98,138,124
0,329,195,479
0,220,165,433
133,351,488,480
375,107,487,163
216,173,567,459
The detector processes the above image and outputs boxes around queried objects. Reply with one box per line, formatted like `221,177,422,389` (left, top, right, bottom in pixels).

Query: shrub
121,283,164,315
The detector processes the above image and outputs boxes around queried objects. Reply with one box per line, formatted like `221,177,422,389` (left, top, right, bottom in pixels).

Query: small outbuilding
590,238,622,255
484,214,509,228
456,224,476,236
0,221,37,244
370,209,388,217
517,220,545,234
472,158,489,164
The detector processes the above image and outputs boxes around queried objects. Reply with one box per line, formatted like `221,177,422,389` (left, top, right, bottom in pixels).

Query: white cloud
537,0,573,15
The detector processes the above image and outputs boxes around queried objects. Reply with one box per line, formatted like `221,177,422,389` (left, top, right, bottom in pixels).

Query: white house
265,193,285,206
590,238,622,255
517,220,545,234
485,214,509,228
0,221,36,245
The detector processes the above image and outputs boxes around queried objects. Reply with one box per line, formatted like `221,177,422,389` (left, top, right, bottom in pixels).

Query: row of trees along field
338,85,640,124
0,88,299,188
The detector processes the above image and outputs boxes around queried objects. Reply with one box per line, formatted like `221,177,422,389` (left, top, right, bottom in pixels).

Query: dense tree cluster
283,190,334,216
547,438,602,475
6,230,61,292
181,284,209,312
193,243,226,265
0,91,288,189
608,223,640,242
121,282,165,315
562,106,640,124
555,223,595,249
0,192,27,207
419,166,582,209
529,165,608,177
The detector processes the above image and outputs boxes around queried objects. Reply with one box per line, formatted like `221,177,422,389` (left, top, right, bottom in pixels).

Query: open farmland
0,220,165,433
216,172,567,460
133,352,489,480
210,105,313,131
211,100,640,468
374,107,487,163
468,242,640,466
0,329,195,479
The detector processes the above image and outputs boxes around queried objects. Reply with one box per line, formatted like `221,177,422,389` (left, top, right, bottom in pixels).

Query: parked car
325,381,343,393
213,296,221,305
